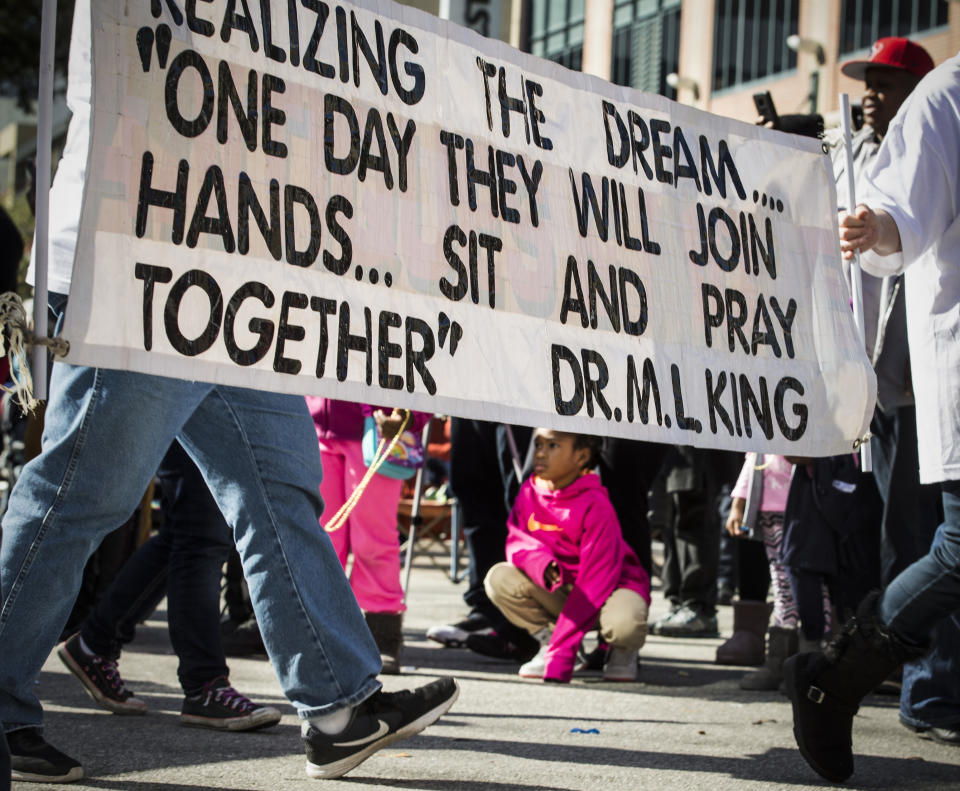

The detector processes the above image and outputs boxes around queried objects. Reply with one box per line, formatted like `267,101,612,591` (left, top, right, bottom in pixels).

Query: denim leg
900,610,960,729
157,442,231,693
880,482,960,645
177,388,380,718
0,364,204,731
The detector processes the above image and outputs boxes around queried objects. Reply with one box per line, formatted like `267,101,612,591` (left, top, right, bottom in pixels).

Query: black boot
783,592,927,783
740,626,798,690
365,612,404,675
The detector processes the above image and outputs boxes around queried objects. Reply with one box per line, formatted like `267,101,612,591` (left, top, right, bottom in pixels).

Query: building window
610,0,682,98
839,1,948,55
712,0,799,92
528,0,680,98
528,0,585,73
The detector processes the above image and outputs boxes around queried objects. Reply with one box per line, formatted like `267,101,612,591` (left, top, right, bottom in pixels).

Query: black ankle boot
364,612,403,675
783,592,927,783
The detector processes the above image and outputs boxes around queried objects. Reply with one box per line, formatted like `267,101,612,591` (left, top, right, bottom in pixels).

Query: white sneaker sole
11,766,84,783
304,680,460,779
179,706,282,731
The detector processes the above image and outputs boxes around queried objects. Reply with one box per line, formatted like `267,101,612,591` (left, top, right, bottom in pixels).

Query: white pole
839,92,872,472
32,0,58,402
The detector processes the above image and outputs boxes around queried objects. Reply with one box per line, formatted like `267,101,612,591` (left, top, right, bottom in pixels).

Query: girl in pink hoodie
484,428,651,682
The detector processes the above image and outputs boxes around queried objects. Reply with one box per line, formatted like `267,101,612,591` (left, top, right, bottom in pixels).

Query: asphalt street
15,543,960,791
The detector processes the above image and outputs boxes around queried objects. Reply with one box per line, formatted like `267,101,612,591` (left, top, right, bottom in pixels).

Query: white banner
65,0,875,456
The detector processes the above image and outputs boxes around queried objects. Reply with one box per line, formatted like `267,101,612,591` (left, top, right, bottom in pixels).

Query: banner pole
839,92,872,473
31,0,58,402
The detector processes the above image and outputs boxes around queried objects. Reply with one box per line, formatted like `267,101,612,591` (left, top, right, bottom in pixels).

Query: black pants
79,442,231,693
598,438,665,576
449,418,530,631
660,489,722,615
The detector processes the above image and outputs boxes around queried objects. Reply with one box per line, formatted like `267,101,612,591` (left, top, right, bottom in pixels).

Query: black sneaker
465,631,540,663
425,613,492,647
57,634,147,715
302,677,459,779
8,727,83,783
180,677,282,731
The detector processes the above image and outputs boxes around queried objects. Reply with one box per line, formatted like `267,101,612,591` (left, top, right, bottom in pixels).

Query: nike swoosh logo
333,719,390,747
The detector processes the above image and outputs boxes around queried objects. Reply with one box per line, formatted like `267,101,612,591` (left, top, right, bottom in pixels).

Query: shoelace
211,684,255,713
94,657,128,695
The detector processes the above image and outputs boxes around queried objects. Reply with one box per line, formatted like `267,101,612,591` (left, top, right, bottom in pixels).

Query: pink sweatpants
318,437,405,613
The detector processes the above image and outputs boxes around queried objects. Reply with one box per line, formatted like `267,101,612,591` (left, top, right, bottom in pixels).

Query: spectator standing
305,398,429,674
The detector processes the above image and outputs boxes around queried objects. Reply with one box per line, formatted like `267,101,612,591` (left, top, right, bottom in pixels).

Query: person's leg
157,442,232,694
0,364,202,734
788,567,827,643
446,420,536,658
871,407,957,736
879,482,960,644
317,441,350,568
484,562,566,633
177,387,381,717
785,484,960,782
597,588,649,681
873,406,943,585
740,516,799,691
179,388,458,778
675,489,720,616
899,610,960,736
58,526,169,716
597,438,665,576
450,418,510,622
77,529,171,661
333,438,406,674
598,588,649,649
336,440,405,614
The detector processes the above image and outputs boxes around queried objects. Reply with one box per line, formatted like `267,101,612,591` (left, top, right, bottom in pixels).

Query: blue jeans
871,406,959,729
0,361,380,732
881,481,960,729
80,442,232,693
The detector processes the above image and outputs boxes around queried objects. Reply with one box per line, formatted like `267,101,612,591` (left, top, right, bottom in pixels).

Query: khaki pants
484,562,648,649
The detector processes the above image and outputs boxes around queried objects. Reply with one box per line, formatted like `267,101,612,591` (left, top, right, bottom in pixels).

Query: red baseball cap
841,37,934,81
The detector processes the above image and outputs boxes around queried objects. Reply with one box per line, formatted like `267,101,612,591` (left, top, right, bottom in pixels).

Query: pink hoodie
505,473,651,682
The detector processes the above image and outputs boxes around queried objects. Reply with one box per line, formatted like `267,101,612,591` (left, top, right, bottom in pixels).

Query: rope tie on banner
324,409,411,533
0,292,70,413
852,432,873,451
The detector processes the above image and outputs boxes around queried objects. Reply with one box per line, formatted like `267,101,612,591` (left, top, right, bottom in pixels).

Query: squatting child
484,428,650,682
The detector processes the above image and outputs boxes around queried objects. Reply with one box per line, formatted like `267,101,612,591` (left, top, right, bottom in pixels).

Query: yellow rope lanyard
324,409,412,533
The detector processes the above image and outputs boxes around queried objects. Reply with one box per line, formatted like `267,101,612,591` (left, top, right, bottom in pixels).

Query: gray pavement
16,545,960,791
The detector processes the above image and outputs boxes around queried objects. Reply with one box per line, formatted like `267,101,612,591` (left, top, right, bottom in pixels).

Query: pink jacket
731,453,793,513
305,397,429,443
505,473,651,682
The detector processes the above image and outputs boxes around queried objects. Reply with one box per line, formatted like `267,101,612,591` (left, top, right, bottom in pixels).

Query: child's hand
725,498,747,537
544,561,561,588
374,408,411,440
